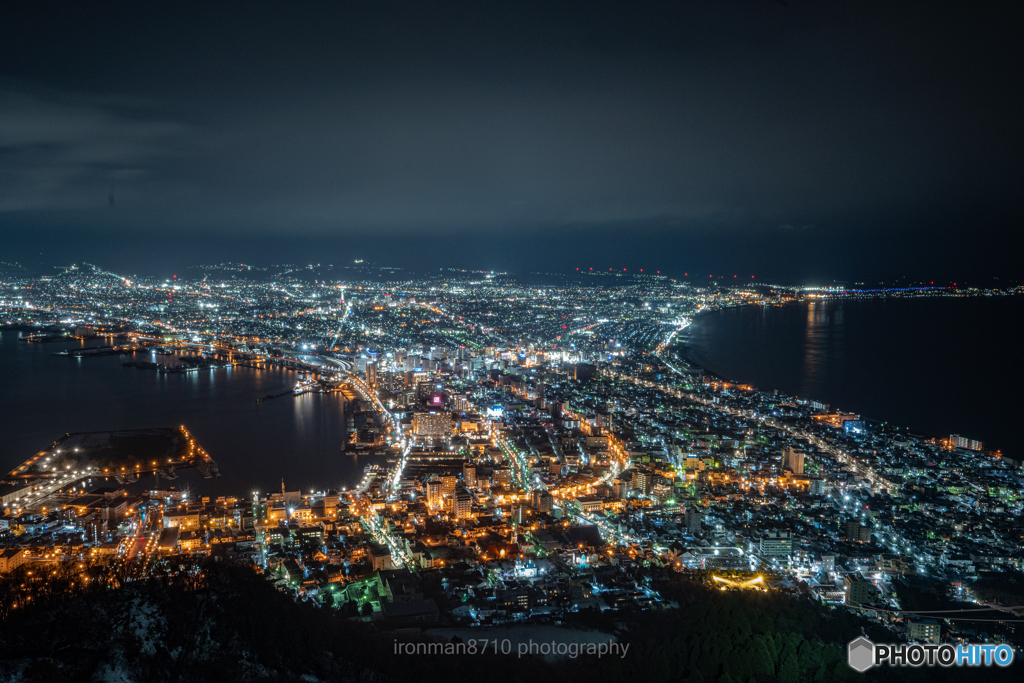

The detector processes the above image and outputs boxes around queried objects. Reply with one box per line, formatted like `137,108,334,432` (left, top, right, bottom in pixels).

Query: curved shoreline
669,296,1019,454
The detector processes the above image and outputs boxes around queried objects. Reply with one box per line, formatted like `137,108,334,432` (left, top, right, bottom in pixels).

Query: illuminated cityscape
2,1,1023,680
1,265,1021,649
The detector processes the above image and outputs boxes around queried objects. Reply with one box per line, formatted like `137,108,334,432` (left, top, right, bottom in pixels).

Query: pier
1,426,220,513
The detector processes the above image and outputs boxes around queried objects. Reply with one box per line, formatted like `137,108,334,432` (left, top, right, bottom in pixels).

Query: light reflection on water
682,296,1022,456
0,331,384,497
801,301,845,398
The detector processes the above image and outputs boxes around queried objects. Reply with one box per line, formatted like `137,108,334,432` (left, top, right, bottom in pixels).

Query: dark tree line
1,560,1020,682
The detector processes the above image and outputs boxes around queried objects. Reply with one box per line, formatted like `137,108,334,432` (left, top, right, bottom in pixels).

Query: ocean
681,295,1024,457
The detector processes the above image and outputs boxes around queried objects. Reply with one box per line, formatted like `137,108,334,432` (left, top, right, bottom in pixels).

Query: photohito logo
848,637,1014,671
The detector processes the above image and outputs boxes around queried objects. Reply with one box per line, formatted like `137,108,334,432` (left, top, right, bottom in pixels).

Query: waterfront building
949,434,984,451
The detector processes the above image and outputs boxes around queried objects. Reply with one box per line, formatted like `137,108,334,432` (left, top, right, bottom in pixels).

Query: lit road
562,499,638,546
495,434,538,491
385,439,412,501
5,467,100,512
361,508,411,568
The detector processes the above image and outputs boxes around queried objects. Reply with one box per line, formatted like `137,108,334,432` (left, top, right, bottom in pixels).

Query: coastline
669,295,1021,455
0,332,381,497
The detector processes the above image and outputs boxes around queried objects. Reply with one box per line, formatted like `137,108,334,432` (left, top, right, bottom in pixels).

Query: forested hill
0,561,1019,682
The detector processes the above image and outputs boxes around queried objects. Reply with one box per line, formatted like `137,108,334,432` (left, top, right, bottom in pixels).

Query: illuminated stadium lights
711,575,767,590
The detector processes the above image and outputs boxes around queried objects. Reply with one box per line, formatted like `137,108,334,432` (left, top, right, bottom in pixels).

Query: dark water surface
682,296,1024,457
0,332,382,496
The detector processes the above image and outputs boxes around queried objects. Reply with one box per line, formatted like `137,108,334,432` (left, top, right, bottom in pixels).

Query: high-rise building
453,486,473,520
426,478,443,509
651,483,674,504
632,470,653,495
685,507,703,534
412,412,452,437
844,576,874,605
366,362,377,388
845,519,872,543
462,462,477,488
441,475,458,499
416,380,435,402
783,447,804,475
532,490,553,514
376,370,395,393
493,467,511,486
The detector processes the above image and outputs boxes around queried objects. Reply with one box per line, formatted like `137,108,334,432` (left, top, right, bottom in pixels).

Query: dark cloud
0,1,1020,280
0,86,188,210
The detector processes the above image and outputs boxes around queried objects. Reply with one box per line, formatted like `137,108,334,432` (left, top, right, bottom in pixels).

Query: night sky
1,1,1021,283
